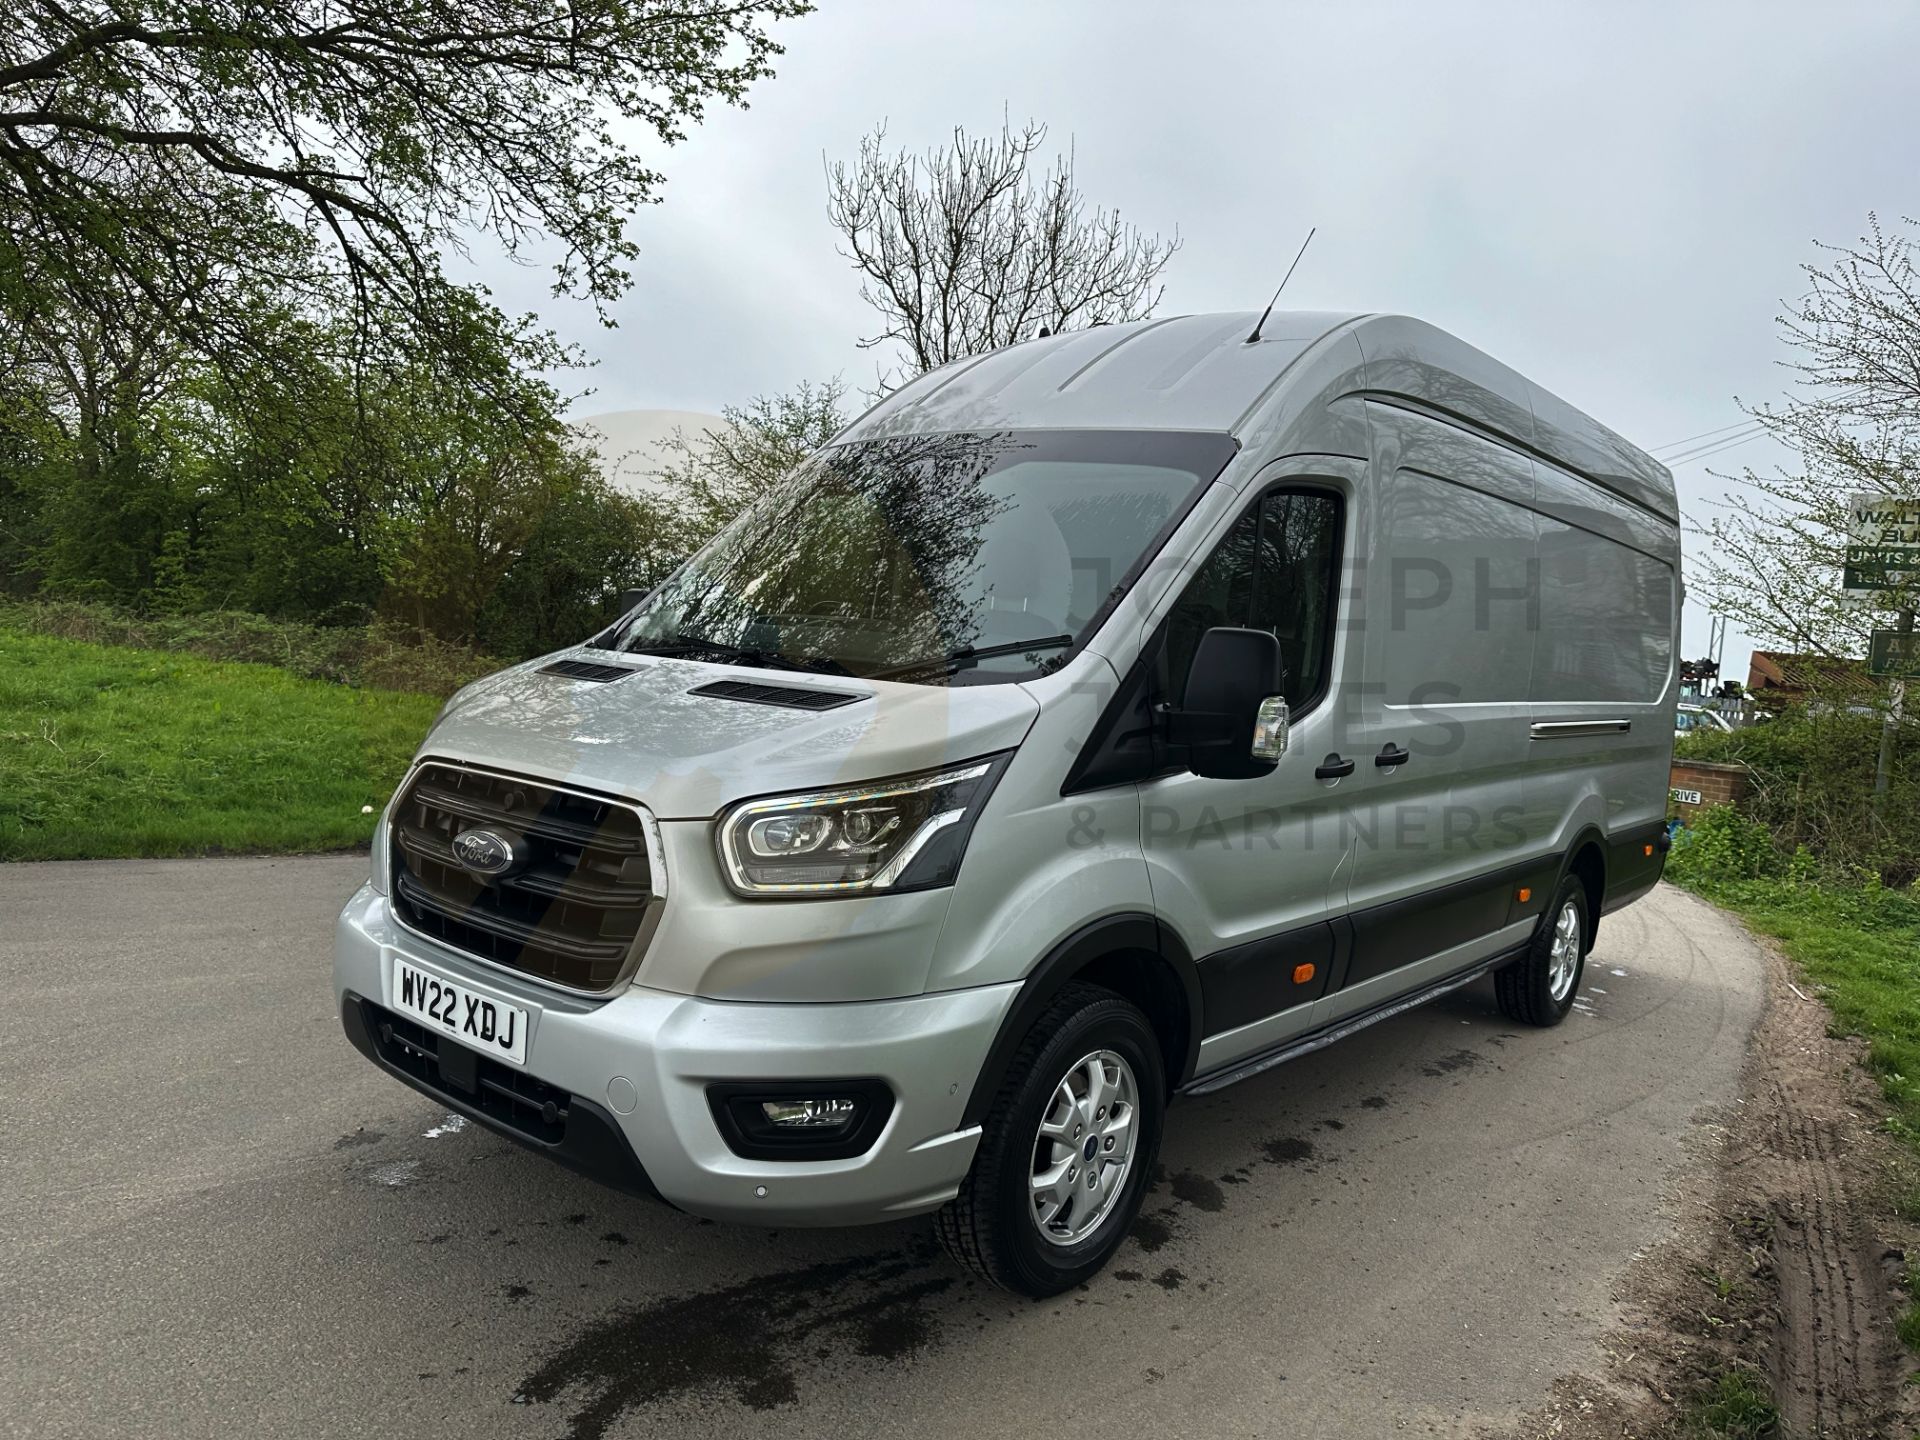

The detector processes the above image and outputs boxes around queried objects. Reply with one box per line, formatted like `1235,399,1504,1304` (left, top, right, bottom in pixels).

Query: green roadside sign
1869,628,1920,679
1845,552,1920,592
1845,495,1920,597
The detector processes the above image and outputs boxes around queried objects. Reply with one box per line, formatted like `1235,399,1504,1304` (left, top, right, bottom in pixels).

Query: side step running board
1180,960,1504,1097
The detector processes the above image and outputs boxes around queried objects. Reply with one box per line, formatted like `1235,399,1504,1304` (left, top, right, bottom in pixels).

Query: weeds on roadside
1893,1176,1920,1227
1681,1368,1779,1439
1692,1264,1740,1302
1898,1268,1920,1353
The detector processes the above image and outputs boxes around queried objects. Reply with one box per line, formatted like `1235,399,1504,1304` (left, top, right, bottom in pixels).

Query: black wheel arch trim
1556,824,1608,883
1551,825,1609,938
960,913,1203,1128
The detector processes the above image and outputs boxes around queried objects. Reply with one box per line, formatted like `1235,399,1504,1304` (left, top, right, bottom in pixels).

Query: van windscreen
610,429,1237,685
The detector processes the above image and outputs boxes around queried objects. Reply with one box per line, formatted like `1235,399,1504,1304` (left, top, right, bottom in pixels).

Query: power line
1660,423,1766,465
1661,428,1766,468
1647,386,1866,460
1650,416,1760,455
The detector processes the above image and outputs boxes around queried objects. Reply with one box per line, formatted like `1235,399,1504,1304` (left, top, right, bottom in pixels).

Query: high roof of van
838,311,1676,522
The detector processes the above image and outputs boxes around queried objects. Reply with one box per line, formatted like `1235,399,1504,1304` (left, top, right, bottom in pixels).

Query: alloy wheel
1028,1049,1138,1246
1547,899,1582,1004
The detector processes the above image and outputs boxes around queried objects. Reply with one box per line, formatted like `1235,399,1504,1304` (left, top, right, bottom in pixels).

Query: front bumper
334,884,1016,1225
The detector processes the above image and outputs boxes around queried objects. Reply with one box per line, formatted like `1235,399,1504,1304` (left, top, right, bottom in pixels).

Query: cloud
469,0,1920,674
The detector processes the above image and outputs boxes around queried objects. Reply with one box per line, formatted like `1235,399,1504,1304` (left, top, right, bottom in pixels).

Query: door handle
1314,754,1355,780
1375,743,1412,768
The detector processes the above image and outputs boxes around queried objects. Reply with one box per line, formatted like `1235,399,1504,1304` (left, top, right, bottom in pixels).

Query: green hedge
1675,707,1920,886
0,599,499,699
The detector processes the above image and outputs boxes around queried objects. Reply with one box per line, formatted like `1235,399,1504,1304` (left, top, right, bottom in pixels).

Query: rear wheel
935,983,1165,1297
1495,875,1588,1026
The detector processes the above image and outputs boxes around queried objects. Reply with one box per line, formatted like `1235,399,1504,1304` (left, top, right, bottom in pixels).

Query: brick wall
1668,759,1750,813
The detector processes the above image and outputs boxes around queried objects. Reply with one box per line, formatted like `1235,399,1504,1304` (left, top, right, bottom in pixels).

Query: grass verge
1669,868,1920,1140
1669,805,1920,1359
0,626,437,861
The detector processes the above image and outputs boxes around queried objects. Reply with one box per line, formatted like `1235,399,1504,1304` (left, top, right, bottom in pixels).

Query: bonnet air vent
539,659,639,683
689,679,864,712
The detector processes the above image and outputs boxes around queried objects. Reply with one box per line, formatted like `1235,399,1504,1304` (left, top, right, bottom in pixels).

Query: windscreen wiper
871,633,1076,680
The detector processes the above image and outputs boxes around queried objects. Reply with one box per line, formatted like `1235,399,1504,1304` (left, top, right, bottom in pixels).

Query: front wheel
1495,875,1588,1026
935,983,1165,1297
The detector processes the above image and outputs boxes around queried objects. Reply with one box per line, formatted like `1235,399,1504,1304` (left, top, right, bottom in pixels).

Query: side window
1161,488,1342,709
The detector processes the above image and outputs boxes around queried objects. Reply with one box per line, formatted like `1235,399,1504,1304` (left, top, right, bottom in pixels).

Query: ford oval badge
451,827,523,877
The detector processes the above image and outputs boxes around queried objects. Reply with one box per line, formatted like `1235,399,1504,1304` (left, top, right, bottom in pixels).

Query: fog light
707,1079,895,1160
761,1098,858,1128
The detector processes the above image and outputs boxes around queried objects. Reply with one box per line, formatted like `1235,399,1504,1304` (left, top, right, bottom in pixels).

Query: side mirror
617,587,651,614
1172,627,1289,780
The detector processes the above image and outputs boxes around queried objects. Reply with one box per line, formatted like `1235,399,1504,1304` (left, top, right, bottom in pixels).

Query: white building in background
570,409,726,500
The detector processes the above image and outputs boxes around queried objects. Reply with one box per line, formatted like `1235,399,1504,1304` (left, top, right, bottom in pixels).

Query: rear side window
1533,522,1676,703
1161,489,1342,710
1380,467,1537,705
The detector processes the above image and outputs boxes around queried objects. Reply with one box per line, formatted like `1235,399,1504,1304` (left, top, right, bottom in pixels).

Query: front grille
390,762,659,993
369,1004,571,1143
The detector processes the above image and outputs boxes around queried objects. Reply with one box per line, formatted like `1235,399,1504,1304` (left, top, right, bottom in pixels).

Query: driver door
1138,460,1363,1075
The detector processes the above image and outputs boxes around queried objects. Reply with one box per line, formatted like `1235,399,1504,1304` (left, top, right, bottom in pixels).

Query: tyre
1495,874,1588,1026
935,982,1166,1297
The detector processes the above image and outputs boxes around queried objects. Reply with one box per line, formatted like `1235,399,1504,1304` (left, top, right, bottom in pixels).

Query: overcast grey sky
469,0,1920,679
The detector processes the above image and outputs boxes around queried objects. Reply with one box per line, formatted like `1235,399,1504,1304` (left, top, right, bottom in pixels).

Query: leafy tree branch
0,0,809,372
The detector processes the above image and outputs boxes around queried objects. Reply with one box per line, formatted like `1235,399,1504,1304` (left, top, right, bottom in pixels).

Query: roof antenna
1245,226,1317,344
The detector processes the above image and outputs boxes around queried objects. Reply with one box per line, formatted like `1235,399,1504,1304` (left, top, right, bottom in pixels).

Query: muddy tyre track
1756,975,1908,1435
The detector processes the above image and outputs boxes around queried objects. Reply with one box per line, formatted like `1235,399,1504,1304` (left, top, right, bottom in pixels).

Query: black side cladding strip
1182,957,1510,1097
1196,920,1336,1037
1340,857,1538,993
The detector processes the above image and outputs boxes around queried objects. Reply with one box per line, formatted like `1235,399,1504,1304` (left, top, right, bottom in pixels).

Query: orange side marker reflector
1516,887,1532,903
1293,963,1316,985
1645,844,1655,856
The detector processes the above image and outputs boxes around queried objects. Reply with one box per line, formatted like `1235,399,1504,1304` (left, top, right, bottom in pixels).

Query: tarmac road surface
0,857,1763,1439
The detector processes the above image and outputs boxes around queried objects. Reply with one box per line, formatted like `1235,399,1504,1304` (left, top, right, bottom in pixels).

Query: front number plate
390,956,529,1066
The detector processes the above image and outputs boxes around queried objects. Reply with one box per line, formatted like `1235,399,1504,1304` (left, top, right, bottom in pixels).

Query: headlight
717,756,1008,896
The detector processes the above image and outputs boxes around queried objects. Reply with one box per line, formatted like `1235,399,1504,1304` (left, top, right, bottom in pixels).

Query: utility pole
1875,606,1914,807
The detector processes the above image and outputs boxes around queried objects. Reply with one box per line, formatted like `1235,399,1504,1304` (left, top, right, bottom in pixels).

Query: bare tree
639,379,849,566
1691,214,1920,656
825,120,1179,390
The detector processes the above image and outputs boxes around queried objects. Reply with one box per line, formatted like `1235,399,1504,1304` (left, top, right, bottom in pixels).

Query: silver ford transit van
334,312,1679,1296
